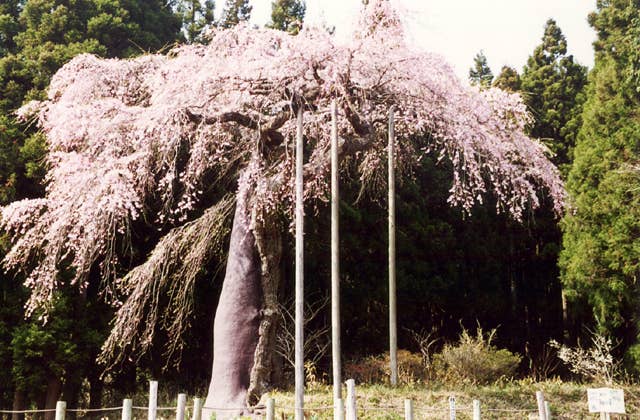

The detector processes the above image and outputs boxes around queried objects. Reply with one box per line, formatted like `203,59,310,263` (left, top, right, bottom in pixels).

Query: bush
434,327,521,385
344,350,425,385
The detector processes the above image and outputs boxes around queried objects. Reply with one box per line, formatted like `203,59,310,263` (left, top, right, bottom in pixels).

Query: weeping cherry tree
2,1,564,417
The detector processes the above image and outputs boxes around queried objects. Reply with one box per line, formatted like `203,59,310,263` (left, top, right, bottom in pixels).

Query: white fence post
266,398,275,420
404,399,413,420
334,398,344,420
544,400,551,420
122,399,132,420
449,396,456,420
148,381,158,420
55,401,66,420
346,379,357,420
191,398,202,420
536,391,547,420
176,393,186,420
473,399,481,420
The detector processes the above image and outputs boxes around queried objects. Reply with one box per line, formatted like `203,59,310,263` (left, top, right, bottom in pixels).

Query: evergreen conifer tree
493,65,521,92
561,0,640,364
521,19,587,169
469,51,493,88
268,0,305,34
220,0,252,28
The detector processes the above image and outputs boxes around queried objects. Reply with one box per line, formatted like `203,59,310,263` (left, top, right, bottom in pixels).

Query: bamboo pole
331,100,342,404
388,106,398,386
294,107,305,420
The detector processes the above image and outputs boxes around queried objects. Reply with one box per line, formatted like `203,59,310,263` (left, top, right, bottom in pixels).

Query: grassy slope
265,381,640,419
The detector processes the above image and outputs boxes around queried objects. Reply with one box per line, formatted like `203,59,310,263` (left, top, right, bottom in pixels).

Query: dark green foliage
469,51,493,88
561,0,640,363
493,65,521,92
0,0,183,409
0,0,22,57
267,0,305,34
520,19,588,170
220,0,251,28
175,0,215,43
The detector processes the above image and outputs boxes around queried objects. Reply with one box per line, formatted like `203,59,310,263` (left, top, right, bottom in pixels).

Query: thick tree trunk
11,388,25,420
43,376,62,420
204,167,282,418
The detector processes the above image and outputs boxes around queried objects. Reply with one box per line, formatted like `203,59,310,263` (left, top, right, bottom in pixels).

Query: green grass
263,380,640,419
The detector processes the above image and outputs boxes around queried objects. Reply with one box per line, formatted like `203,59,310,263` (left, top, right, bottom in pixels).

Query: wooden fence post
266,398,275,420
122,399,132,420
176,393,186,420
536,391,547,420
346,379,357,420
404,399,413,420
148,381,158,420
191,398,202,420
544,400,551,420
473,399,481,420
449,396,456,420
54,401,66,420
334,398,344,420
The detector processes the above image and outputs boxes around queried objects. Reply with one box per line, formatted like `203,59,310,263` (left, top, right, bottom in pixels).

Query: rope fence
0,380,624,420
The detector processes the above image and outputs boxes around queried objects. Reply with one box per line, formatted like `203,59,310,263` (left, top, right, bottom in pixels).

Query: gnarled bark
204,167,282,418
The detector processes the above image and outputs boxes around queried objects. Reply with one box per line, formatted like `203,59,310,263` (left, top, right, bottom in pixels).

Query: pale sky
248,0,597,81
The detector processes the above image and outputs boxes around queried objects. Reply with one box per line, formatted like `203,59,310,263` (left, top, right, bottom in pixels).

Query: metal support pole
294,107,305,420
388,106,398,386
331,100,342,403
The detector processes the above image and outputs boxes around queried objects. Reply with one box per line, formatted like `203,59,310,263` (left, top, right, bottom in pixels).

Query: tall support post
388,106,398,386
331,100,342,405
294,107,305,420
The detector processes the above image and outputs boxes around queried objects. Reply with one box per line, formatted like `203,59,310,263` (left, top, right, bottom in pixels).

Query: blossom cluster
3,1,564,315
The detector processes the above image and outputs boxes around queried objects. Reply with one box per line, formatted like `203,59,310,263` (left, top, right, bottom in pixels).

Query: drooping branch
99,196,234,369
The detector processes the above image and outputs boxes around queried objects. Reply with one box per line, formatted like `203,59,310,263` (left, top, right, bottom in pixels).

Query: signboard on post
587,388,626,414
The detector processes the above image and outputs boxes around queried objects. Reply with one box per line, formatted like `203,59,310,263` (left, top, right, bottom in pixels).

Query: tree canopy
469,51,493,88
561,0,640,362
520,18,587,170
1,2,565,401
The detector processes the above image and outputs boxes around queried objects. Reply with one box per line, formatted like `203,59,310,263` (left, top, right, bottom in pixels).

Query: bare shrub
343,350,425,385
275,296,329,381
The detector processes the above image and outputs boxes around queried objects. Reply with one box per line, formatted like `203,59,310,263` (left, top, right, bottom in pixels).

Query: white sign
587,388,626,414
